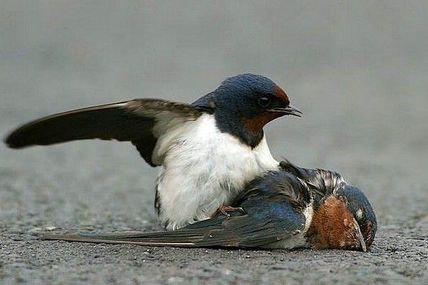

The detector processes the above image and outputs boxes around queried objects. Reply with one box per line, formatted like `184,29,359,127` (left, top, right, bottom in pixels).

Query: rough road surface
1,1,427,284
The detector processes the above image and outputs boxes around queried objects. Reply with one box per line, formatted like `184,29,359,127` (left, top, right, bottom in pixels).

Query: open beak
268,105,302,117
353,218,367,252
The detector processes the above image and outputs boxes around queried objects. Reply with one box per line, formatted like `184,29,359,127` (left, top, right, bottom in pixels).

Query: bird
41,161,377,251
4,73,302,230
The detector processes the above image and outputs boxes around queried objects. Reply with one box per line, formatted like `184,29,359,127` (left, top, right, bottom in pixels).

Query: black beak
268,105,302,117
352,217,367,252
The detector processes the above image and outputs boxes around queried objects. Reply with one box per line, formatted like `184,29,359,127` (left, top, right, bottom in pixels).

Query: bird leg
212,205,246,218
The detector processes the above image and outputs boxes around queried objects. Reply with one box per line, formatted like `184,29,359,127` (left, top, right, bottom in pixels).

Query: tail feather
41,231,200,247
40,214,249,248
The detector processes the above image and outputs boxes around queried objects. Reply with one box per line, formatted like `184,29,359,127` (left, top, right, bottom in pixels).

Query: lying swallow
42,161,377,251
4,74,301,230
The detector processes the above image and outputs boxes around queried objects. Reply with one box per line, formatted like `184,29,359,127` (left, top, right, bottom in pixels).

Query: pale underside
154,114,280,230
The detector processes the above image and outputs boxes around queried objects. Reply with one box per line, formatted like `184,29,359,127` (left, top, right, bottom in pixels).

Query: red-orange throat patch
307,196,360,250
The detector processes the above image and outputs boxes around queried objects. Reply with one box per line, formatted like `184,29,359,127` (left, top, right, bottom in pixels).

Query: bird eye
258,96,271,108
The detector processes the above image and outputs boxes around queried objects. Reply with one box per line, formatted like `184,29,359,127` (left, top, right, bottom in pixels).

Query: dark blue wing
42,172,309,248
5,99,201,166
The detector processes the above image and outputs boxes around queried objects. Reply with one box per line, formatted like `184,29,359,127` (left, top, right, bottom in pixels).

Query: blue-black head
193,74,301,147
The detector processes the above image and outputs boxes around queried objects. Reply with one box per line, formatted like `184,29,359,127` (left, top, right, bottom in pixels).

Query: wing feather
42,197,306,248
4,99,201,166
41,166,310,249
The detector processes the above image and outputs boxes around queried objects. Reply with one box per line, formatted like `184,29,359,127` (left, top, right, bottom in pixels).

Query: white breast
154,114,279,230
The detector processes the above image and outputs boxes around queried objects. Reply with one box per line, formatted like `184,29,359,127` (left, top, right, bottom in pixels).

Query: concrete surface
1,1,427,284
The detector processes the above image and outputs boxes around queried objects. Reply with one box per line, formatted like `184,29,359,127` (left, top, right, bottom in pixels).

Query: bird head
193,74,301,147
215,74,301,124
307,184,377,252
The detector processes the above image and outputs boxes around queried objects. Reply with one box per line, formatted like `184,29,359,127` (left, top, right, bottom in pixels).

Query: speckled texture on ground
1,1,427,284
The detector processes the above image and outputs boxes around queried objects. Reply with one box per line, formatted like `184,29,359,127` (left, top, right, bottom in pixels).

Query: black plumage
5,99,201,166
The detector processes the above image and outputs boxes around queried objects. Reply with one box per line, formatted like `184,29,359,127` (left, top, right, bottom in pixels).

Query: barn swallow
4,74,301,230
42,161,377,251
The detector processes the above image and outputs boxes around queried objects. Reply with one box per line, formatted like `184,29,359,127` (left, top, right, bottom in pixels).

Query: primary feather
5,99,201,166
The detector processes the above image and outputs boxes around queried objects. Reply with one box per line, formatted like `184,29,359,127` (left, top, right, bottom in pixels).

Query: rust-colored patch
274,86,290,105
306,196,362,250
242,112,283,134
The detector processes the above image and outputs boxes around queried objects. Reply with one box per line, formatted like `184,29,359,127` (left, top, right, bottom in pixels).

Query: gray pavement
1,1,427,284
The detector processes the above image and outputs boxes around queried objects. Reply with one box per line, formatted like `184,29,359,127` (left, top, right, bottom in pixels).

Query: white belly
154,114,279,230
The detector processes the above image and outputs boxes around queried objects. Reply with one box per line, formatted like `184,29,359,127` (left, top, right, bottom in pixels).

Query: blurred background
1,0,427,258
1,1,427,283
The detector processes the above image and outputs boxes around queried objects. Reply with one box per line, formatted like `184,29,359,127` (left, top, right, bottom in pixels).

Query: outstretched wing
42,190,306,248
4,99,201,166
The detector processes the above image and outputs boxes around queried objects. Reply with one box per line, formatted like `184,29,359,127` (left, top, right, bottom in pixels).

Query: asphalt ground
1,1,427,284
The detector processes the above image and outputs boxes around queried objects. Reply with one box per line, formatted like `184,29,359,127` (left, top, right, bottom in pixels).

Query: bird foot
212,205,245,218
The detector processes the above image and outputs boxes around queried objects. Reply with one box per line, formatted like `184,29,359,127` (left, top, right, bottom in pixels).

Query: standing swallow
4,74,301,230
42,161,377,251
